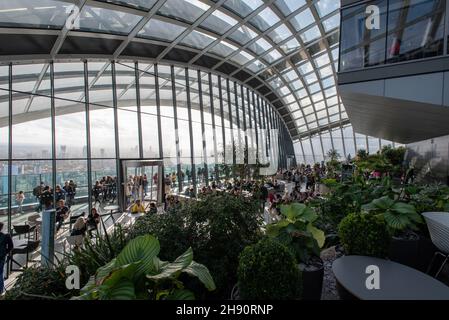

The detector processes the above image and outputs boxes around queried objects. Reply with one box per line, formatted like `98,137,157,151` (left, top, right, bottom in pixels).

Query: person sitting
87,208,100,231
131,199,146,214
55,199,70,232
70,217,87,237
148,202,157,214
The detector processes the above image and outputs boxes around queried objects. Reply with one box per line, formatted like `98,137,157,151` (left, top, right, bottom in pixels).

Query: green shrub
237,238,301,300
338,213,390,258
5,265,73,300
130,193,263,299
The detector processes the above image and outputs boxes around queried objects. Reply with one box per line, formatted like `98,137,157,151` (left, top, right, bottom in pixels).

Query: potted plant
362,196,423,269
266,203,325,300
237,238,301,300
338,212,390,258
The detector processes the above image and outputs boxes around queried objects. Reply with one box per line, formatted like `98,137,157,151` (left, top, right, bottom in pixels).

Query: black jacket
0,232,13,261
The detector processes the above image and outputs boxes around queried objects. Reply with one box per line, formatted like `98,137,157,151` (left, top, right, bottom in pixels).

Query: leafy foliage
338,213,390,258
362,196,422,232
266,203,325,264
310,176,395,246
65,224,130,287
5,264,73,300
237,238,301,300
130,193,263,299
75,235,215,300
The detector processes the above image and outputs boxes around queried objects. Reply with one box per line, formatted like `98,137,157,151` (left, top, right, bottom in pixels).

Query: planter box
299,261,324,300
389,235,438,272
388,236,420,269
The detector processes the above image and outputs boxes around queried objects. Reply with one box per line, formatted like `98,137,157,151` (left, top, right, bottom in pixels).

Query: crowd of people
92,176,117,206
30,179,78,213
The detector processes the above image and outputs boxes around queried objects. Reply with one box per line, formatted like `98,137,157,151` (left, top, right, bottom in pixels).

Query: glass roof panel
223,0,263,18
0,0,75,29
181,30,217,49
98,0,158,11
322,12,340,32
77,5,143,35
290,8,315,32
315,0,339,18
200,9,237,35
280,38,301,54
275,0,307,16
247,37,272,55
229,25,258,45
249,7,280,32
300,25,321,43
139,18,186,42
158,0,210,24
209,40,238,57
268,24,292,44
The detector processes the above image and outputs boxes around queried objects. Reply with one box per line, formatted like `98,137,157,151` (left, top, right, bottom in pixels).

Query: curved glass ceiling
0,0,343,141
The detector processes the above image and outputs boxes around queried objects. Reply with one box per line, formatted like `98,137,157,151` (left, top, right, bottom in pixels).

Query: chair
422,212,449,278
13,224,36,241
9,240,40,272
27,214,41,239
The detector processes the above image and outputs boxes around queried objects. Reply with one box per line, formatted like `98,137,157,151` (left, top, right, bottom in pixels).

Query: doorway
120,160,164,212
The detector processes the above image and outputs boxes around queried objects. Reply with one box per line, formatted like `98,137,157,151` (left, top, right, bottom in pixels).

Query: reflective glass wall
340,0,447,71
0,60,292,228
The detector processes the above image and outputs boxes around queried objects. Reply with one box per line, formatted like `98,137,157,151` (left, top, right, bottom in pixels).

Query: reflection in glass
386,0,445,64
340,0,388,71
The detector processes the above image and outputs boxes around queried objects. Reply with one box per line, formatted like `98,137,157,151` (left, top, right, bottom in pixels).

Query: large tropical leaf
371,196,395,210
307,224,325,248
392,202,417,215
266,220,290,237
102,263,139,287
183,261,216,291
101,280,136,300
147,247,194,281
384,211,410,230
95,258,118,284
116,235,160,277
280,203,317,222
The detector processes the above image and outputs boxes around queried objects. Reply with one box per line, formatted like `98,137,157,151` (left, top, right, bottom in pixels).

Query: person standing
0,221,13,295
15,191,25,214
143,174,148,196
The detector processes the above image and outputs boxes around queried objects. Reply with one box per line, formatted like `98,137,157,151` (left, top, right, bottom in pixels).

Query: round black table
333,255,449,300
